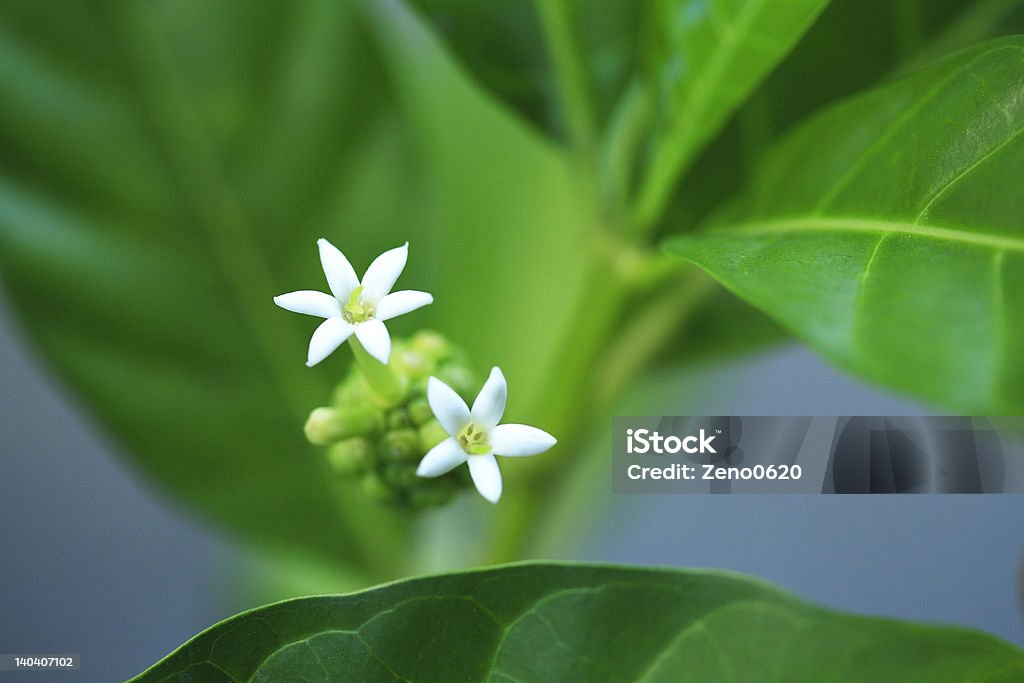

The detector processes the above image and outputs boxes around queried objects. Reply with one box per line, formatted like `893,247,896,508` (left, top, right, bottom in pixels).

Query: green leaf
665,37,1024,413
0,0,406,575
653,1,1024,370
662,0,1024,237
131,563,1024,682
741,0,1024,146
401,0,641,141
632,0,831,228
0,0,593,575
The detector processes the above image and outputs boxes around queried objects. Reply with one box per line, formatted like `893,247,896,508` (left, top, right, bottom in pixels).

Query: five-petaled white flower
274,240,432,367
416,368,556,503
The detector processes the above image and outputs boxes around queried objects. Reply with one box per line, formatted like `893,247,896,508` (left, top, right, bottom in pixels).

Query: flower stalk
349,337,406,407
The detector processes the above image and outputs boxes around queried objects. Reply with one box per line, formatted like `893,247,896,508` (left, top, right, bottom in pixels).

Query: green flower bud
379,428,420,462
326,438,372,476
386,408,412,430
411,330,451,362
434,364,475,398
418,420,449,451
383,462,419,489
391,348,431,379
407,398,433,426
330,373,365,407
360,472,396,503
311,332,480,511
304,405,382,446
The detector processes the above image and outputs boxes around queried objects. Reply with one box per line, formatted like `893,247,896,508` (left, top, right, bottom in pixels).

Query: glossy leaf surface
132,563,1024,682
666,37,1024,412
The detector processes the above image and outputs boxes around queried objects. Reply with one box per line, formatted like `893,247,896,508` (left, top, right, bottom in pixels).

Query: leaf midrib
706,217,1024,253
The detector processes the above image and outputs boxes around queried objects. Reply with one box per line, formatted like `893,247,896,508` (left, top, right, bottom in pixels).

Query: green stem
491,266,716,561
599,81,651,221
592,268,714,408
486,243,628,562
349,337,406,406
534,0,597,159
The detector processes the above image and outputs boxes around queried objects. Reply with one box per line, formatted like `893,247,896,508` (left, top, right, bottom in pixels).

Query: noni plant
1,0,1023,681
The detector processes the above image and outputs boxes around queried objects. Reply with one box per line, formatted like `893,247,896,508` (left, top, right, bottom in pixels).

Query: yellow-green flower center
342,285,375,324
457,422,491,455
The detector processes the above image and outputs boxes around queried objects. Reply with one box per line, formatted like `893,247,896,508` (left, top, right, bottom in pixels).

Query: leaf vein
916,122,1024,222
708,217,1024,253
812,46,1009,214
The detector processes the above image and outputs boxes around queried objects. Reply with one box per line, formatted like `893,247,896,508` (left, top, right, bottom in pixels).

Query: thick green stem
485,244,627,562
349,336,406,406
489,253,716,562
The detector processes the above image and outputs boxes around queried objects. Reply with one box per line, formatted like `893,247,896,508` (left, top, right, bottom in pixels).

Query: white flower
274,240,432,366
416,368,556,503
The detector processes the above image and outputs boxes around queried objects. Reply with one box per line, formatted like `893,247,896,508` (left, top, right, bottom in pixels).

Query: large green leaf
0,0,591,575
0,0,401,574
666,37,1024,413
653,1,1024,368
132,563,1023,682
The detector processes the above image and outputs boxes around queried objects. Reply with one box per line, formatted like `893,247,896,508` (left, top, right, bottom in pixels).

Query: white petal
318,238,360,301
376,290,433,322
354,319,391,364
490,424,557,457
274,290,340,319
306,317,353,367
427,376,470,435
416,437,467,478
467,453,502,504
360,242,408,304
471,367,507,430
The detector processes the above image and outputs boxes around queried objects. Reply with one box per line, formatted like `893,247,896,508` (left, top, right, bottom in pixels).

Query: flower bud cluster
304,331,476,509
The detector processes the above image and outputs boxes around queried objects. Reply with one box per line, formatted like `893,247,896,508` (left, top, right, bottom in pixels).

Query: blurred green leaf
631,0,831,228
0,0,404,574
132,562,1024,682
0,0,592,575
666,37,1024,413
402,0,640,140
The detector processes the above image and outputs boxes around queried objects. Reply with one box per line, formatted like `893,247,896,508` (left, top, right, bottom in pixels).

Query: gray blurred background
1,292,1022,682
